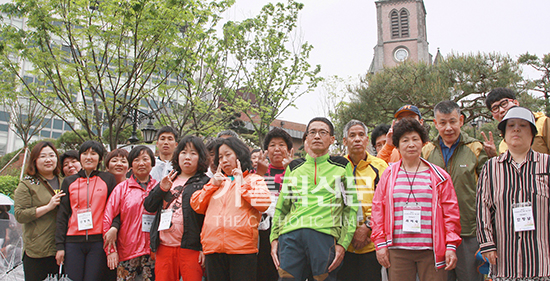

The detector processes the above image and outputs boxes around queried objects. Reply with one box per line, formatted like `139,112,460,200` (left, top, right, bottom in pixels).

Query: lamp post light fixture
141,117,157,144
470,120,478,139
127,107,158,144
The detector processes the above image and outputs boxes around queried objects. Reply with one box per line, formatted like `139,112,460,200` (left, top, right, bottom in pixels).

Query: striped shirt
477,150,550,279
391,168,433,250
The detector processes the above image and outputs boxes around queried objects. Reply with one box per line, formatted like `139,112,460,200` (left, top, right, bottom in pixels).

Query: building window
390,9,409,39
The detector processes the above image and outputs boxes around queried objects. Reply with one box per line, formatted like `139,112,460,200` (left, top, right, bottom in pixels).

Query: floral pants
117,255,155,281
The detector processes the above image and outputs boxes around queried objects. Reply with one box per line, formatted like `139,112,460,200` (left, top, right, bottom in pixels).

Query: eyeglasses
490,99,513,113
307,130,330,137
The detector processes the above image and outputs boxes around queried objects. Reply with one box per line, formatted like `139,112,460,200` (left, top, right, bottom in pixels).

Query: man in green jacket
270,117,358,281
422,101,488,281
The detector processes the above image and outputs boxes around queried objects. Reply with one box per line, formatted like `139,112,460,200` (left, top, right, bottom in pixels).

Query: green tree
0,175,19,197
335,52,525,134
56,129,90,151
223,0,322,145
518,52,550,115
0,0,235,149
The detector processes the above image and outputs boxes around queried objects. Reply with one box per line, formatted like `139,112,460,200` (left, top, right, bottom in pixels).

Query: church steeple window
390,8,410,39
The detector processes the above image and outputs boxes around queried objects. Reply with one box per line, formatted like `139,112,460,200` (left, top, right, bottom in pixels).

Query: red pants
155,244,204,281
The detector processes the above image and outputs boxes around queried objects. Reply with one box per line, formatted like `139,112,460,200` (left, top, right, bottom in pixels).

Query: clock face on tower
394,48,409,62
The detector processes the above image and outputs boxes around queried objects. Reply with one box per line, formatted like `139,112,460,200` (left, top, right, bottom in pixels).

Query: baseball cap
394,105,421,119
497,106,538,134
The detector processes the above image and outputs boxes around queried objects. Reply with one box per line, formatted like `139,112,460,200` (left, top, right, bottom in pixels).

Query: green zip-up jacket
422,132,488,237
270,153,358,248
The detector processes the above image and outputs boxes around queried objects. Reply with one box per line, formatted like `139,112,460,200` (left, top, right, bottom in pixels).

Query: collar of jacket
305,152,330,163
76,169,100,178
345,151,372,168
391,157,447,185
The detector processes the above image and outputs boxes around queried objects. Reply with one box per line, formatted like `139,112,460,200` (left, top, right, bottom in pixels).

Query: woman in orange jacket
191,137,271,281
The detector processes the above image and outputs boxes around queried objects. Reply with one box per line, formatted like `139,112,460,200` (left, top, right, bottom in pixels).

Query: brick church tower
369,0,432,73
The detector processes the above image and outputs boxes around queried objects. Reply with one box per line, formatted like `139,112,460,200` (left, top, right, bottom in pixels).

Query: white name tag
158,209,173,231
142,214,155,232
402,205,422,233
512,202,535,232
77,209,93,231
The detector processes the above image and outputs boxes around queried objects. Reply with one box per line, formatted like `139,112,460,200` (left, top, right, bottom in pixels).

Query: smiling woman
103,145,157,281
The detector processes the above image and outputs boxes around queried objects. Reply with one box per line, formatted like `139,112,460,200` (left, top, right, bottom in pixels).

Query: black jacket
144,173,209,252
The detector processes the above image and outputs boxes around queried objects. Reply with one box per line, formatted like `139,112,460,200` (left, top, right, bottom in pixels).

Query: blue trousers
278,228,341,281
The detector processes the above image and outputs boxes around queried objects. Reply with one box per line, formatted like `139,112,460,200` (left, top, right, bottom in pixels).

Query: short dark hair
156,126,178,141
60,150,79,166
485,88,516,110
26,141,61,177
251,148,261,154
217,130,239,138
128,145,156,168
214,137,253,173
104,149,129,169
434,100,461,115
371,124,390,148
263,128,293,151
306,117,334,136
392,118,429,147
172,136,209,175
206,138,223,152
79,140,106,170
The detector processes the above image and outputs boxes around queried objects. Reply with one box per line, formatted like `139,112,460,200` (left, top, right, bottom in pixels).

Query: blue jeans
278,228,341,281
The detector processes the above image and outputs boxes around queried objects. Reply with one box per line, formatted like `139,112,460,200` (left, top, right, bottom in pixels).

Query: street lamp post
128,108,157,144
470,120,478,139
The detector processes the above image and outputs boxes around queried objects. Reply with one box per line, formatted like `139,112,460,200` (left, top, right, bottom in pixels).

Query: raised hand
481,131,497,158
256,150,269,175
282,148,294,170
160,170,177,192
212,165,225,187
232,159,243,181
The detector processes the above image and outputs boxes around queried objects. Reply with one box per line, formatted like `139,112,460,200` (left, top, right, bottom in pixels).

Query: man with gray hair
337,120,388,281
422,100,488,281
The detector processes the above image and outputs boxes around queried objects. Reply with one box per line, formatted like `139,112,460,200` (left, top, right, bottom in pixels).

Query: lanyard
402,161,421,204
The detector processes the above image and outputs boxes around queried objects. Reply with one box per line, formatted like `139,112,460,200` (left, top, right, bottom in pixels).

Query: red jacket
103,176,157,262
371,158,462,269
190,172,271,255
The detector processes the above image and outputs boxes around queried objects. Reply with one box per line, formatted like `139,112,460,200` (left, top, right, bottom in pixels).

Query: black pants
65,241,109,281
257,227,278,281
22,252,59,281
205,253,257,281
337,251,382,281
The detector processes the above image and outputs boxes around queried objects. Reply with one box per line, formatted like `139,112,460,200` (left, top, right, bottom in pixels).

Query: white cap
497,106,537,134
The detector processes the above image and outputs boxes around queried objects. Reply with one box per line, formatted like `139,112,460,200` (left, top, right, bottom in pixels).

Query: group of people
11,87,550,281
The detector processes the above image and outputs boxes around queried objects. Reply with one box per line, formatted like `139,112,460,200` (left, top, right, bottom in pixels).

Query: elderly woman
477,106,550,280
371,118,461,281
14,141,65,281
191,137,271,281
103,146,157,280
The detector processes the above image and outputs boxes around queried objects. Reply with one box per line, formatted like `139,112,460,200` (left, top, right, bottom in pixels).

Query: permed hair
485,88,516,110
263,127,293,151
26,141,61,177
171,135,209,175
392,118,429,147
214,137,253,173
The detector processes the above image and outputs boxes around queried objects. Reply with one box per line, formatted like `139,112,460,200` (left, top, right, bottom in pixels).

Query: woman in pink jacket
371,118,461,281
103,146,157,280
